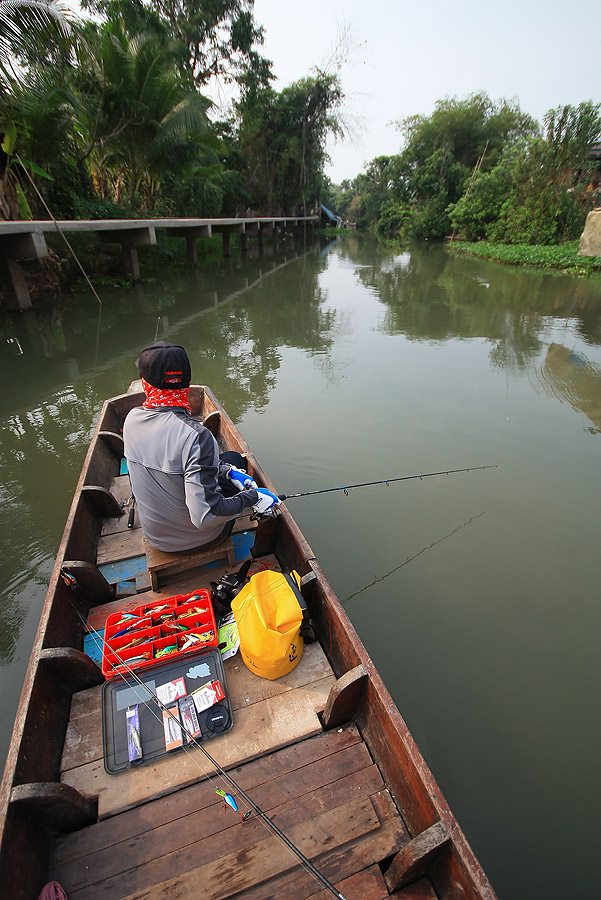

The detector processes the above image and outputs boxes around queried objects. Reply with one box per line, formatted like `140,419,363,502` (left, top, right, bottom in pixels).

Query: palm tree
0,0,75,218
0,0,73,79
74,25,217,207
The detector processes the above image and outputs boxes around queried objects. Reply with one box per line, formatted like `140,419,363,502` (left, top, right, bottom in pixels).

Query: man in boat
123,341,280,552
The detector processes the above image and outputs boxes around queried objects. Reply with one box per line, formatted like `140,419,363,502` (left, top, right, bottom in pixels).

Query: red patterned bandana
141,377,191,414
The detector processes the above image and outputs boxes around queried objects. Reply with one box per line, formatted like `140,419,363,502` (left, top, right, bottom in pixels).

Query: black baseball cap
135,342,191,388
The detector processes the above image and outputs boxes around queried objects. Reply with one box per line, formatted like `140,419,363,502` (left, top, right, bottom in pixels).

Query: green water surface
1,235,599,899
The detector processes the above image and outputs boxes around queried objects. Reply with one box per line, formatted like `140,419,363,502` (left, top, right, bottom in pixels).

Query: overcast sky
247,0,600,185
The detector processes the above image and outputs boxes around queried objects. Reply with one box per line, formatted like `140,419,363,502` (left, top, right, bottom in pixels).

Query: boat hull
0,386,497,900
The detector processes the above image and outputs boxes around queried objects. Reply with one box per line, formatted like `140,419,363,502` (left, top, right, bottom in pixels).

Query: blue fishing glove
252,488,281,516
227,465,258,491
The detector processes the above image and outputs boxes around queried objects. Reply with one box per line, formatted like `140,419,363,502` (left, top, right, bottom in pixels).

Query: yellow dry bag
231,570,310,680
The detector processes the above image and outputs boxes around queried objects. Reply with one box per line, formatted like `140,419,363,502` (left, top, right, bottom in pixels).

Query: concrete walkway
0,215,317,310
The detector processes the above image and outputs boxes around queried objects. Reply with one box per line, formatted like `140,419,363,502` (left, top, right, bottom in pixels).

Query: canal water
0,234,599,899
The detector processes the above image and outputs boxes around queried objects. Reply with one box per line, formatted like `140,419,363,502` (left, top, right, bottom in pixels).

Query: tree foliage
80,0,263,87
398,92,537,239
339,93,600,247
0,0,344,220
449,102,601,244
234,69,344,213
0,0,74,79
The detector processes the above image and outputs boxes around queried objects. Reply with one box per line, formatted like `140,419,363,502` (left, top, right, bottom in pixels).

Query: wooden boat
0,384,498,900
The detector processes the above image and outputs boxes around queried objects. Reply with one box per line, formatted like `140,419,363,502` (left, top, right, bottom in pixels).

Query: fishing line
15,153,103,306
343,512,485,604
61,572,348,900
278,464,497,500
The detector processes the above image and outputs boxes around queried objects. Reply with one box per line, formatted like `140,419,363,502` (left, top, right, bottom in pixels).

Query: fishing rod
61,572,347,900
277,465,497,500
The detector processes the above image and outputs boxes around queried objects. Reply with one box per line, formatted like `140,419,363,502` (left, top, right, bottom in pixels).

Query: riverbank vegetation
2,3,600,282
447,240,601,276
325,93,601,267
0,0,343,221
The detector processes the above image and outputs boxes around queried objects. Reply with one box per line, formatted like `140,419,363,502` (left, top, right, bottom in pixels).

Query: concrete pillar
0,258,32,310
221,231,231,257
122,243,141,282
186,235,198,266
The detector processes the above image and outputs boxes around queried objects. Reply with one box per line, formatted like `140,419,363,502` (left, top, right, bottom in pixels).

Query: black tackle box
101,647,233,774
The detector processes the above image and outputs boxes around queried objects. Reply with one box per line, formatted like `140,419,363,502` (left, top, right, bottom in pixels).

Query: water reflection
0,383,101,662
342,238,601,348
0,239,339,419
533,343,601,433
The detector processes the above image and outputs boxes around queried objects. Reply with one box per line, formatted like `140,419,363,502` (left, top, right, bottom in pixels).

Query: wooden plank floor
61,640,336,817
50,724,410,899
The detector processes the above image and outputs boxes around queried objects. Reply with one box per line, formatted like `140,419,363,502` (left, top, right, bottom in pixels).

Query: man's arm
184,427,258,526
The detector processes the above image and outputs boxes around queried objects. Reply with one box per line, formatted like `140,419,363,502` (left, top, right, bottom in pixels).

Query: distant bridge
0,215,318,310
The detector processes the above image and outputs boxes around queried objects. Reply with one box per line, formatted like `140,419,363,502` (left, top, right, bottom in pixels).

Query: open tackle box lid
101,646,233,774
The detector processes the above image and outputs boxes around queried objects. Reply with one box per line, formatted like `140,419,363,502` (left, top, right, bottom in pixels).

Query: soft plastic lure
216,789,250,822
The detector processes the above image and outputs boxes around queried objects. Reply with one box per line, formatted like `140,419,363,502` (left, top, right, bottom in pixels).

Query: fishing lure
163,622,189,633
142,603,170,616
111,652,151,669
154,645,178,659
112,616,152,639
176,606,208,619
216,789,251,822
181,634,201,651
119,635,147,651
113,613,137,627
180,631,214,651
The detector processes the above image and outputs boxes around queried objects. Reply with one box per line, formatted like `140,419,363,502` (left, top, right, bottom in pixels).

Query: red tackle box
102,589,217,679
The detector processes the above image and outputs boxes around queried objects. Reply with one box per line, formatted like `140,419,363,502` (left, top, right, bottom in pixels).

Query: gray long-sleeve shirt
123,406,258,552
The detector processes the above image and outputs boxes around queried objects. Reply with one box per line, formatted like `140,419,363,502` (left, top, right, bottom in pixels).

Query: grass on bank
447,240,601,277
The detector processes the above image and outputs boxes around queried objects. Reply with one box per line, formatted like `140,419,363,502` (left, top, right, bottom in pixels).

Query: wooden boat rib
0,385,498,900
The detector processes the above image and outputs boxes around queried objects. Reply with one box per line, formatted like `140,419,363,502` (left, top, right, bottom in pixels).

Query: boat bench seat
144,513,258,590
